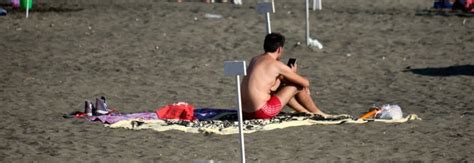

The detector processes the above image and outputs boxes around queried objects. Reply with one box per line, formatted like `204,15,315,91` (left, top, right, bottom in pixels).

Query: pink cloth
87,112,158,124
12,0,20,8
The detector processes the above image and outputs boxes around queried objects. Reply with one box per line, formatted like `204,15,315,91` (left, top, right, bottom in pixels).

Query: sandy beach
0,0,473,162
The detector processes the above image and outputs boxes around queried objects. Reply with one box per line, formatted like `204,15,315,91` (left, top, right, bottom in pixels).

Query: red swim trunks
244,96,282,119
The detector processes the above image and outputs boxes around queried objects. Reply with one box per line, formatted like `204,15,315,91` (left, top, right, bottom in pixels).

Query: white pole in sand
224,61,247,163
272,0,275,13
265,12,271,34
26,0,29,18
305,0,309,45
235,74,245,163
257,2,275,34
305,0,323,49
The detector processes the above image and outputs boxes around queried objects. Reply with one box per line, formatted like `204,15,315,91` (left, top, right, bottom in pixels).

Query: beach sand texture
0,0,473,162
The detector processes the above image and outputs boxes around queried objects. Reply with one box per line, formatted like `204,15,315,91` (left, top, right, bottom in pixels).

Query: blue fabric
0,7,6,16
194,108,237,121
434,1,453,9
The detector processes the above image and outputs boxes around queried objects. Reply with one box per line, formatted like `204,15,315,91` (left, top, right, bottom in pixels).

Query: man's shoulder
268,58,285,68
252,55,284,68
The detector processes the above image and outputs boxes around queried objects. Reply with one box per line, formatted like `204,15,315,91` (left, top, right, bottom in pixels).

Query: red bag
155,102,195,121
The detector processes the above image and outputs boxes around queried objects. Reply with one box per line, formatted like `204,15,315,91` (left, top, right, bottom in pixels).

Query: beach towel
69,107,234,124
87,112,158,124
83,108,235,124
107,111,421,135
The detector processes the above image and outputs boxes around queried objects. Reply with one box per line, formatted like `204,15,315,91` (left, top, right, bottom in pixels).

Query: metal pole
235,75,246,163
305,0,309,46
26,0,29,18
265,12,271,34
272,0,275,13
318,0,322,10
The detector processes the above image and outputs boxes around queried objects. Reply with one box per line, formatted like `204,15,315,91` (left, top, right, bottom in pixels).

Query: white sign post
224,60,247,163
272,0,276,13
257,2,274,34
26,0,29,18
313,0,322,10
305,0,309,46
305,0,323,49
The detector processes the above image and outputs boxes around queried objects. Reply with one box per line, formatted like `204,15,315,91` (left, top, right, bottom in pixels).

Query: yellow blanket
107,114,421,135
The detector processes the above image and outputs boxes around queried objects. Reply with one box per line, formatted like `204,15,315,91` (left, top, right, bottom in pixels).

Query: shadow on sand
415,9,474,17
404,65,474,76
0,3,83,13
31,3,84,13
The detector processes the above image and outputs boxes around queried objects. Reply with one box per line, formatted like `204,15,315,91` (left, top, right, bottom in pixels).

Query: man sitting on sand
241,33,333,119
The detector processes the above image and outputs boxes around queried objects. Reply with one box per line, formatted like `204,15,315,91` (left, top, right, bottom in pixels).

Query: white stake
272,0,275,13
257,2,274,34
306,0,323,49
224,61,247,163
26,0,29,18
305,0,309,45
235,74,245,163
265,12,271,34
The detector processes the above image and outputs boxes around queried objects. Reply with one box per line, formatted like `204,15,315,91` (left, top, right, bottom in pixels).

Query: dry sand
0,0,473,162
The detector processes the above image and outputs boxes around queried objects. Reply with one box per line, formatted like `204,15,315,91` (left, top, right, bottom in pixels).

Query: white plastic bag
376,104,403,120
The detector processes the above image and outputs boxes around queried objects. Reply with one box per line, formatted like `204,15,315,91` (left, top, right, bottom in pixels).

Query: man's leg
293,88,329,117
273,85,300,108
274,84,331,117
287,97,307,112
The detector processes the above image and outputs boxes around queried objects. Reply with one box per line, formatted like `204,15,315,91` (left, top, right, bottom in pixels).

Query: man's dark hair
263,33,285,53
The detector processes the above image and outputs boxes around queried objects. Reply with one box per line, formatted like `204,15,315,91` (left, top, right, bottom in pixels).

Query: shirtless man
241,33,332,119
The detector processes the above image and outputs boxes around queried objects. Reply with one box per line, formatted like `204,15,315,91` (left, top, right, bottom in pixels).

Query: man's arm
270,77,281,91
277,62,310,88
270,75,285,91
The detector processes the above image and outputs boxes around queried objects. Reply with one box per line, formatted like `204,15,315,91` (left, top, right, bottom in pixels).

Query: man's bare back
241,54,282,113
